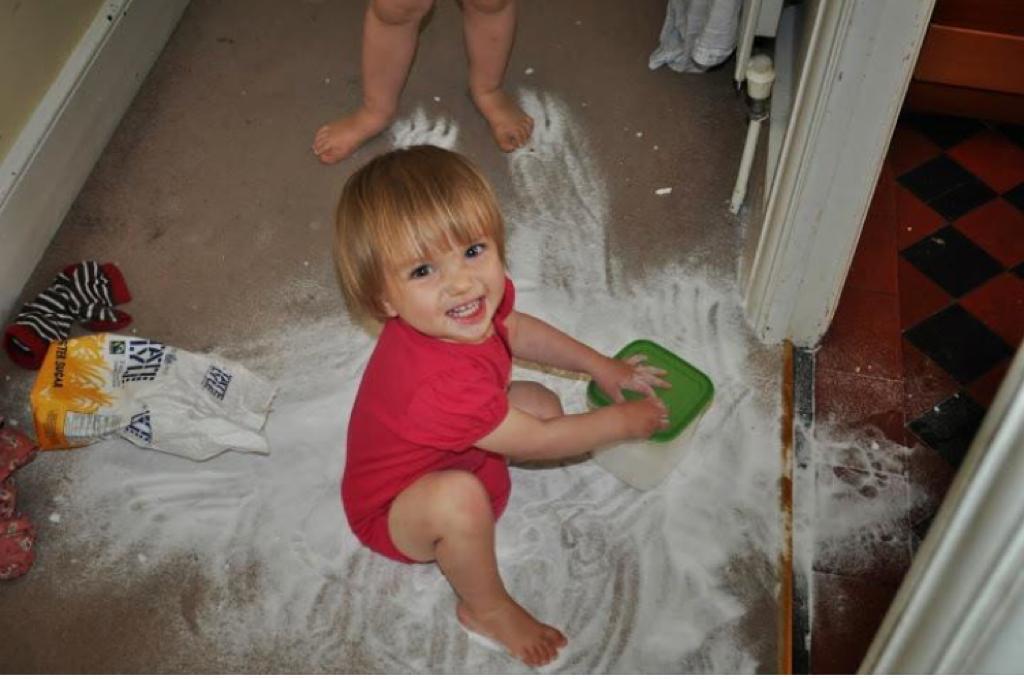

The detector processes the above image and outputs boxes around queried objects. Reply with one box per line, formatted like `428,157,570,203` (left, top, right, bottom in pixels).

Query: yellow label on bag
31,334,117,450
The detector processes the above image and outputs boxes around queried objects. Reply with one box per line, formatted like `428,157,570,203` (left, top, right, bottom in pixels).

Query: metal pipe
729,54,776,215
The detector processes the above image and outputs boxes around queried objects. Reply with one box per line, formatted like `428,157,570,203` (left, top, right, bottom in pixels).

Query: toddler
313,0,533,164
334,145,669,667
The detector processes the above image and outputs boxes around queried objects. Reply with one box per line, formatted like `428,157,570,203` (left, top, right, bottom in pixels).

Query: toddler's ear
380,297,399,318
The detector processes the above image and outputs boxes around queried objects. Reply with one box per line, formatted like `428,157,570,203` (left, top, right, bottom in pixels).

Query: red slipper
0,423,37,483
0,516,36,580
0,478,15,520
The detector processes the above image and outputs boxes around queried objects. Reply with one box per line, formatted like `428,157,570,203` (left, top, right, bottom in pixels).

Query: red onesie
342,277,515,563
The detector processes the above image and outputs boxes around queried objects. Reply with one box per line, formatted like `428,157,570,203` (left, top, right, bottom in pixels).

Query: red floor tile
893,185,946,249
955,198,1024,268
967,358,1012,408
887,125,942,177
815,368,906,445
902,339,960,421
810,572,901,674
875,163,898,210
960,272,1024,347
846,196,899,295
897,258,952,330
947,129,1024,193
819,287,903,379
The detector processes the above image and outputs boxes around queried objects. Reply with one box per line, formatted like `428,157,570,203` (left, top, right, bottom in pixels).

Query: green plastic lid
587,339,714,443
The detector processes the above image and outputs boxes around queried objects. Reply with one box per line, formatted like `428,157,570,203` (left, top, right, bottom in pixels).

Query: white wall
0,0,188,323
0,0,104,161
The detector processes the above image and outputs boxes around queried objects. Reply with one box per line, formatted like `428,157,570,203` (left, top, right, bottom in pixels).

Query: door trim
742,0,934,346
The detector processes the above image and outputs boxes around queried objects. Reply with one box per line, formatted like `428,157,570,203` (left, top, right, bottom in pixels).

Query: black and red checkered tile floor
807,113,1024,674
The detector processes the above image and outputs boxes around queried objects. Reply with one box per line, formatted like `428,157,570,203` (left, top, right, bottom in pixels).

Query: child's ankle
469,85,504,101
461,594,516,621
358,104,397,126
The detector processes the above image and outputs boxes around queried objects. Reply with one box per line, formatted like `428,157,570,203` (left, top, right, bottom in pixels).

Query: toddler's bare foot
457,598,566,666
312,108,393,164
470,89,534,152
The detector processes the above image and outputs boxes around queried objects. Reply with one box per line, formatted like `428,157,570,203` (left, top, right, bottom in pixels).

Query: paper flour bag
30,334,275,460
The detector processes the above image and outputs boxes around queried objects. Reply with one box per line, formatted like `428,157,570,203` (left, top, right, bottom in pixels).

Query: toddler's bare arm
506,310,669,401
476,398,667,462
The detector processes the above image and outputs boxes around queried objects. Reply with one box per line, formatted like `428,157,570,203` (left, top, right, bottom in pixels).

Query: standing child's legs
461,0,534,151
313,0,434,164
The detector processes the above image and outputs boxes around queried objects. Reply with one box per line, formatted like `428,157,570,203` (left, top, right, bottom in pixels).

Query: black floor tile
1005,182,1024,213
904,304,1013,384
898,155,976,204
996,123,1024,149
929,181,997,221
901,112,985,148
912,510,936,546
901,225,1003,297
907,392,986,468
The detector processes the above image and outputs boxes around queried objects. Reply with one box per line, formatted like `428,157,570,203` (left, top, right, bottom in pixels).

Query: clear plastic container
587,339,714,490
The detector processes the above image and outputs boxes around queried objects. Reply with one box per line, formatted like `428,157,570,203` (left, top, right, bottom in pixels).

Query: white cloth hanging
649,0,743,73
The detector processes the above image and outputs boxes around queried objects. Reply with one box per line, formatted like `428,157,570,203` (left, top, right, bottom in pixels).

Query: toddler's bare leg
508,380,591,467
461,0,533,151
388,470,567,666
313,0,433,164
508,380,562,420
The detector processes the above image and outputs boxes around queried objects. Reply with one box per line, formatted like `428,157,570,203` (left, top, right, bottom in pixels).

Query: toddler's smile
447,297,486,323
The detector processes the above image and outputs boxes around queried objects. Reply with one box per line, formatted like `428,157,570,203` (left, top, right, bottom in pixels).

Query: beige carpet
0,0,782,671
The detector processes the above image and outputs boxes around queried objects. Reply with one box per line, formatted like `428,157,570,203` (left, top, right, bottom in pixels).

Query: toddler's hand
616,393,670,440
593,354,671,403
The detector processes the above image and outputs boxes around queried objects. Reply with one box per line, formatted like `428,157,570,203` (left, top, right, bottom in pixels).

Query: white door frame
745,1,1024,672
862,344,1024,673
742,0,934,346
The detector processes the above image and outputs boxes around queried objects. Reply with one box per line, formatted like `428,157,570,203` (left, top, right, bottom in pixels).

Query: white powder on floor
508,90,617,294
48,96,785,673
390,106,459,149
795,421,942,648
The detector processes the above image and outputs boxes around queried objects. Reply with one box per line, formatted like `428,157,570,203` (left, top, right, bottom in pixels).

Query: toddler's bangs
375,189,503,269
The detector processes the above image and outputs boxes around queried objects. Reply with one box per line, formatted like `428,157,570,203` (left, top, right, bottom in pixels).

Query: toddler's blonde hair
334,145,506,322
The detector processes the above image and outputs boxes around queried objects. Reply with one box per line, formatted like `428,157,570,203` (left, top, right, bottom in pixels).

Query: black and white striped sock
3,261,132,369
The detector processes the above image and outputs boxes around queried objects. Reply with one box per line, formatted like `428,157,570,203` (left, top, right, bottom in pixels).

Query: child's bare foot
312,107,393,164
470,89,533,152
457,598,566,666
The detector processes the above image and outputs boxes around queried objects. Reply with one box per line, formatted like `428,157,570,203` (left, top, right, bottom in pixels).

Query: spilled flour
795,418,946,660
43,92,785,672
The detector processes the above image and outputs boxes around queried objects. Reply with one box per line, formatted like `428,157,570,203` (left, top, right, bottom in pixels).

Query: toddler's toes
312,128,330,155
518,119,534,147
500,134,518,152
545,626,568,647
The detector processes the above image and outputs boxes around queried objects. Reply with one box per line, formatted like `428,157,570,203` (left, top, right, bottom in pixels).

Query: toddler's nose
444,265,473,294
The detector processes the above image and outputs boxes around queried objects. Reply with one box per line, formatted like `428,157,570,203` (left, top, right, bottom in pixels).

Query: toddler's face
380,236,506,343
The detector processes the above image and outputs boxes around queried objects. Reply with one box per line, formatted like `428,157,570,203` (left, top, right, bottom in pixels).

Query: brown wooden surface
932,0,1024,37
913,25,1024,95
778,341,794,675
906,81,1024,124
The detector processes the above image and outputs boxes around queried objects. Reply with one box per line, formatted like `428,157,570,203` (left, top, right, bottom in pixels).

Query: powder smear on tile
53,95,786,673
793,422,940,647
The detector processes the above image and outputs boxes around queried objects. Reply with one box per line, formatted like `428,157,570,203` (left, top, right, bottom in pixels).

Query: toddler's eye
465,243,485,258
409,264,432,279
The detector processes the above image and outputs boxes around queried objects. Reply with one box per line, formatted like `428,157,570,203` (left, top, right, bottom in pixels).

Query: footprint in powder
390,107,458,149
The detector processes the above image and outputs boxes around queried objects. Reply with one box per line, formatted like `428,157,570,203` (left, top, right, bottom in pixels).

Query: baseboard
0,0,189,323
906,80,1024,125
